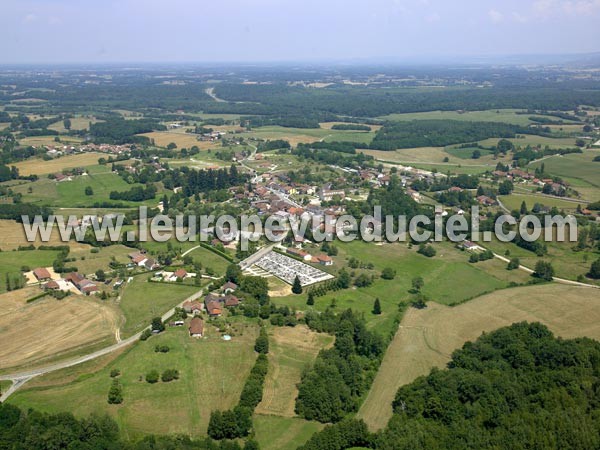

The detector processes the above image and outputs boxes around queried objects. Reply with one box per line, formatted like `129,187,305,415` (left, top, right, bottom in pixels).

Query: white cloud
511,11,528,23
22,13,37,23
533,0,600,17
488,9,504,23
425,12,441,22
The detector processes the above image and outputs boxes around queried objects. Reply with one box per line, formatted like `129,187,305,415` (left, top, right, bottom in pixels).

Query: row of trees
0,402,256,449
110,184,157,202
296,309,385,422
208,328,269,441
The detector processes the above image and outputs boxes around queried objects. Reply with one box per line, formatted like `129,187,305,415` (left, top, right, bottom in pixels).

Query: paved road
492,252,599,289
239,244,276,270
0,288,204,402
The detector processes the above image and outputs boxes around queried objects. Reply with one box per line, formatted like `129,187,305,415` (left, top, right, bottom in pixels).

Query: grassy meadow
357,283,600,430
9,323,259,438
274,241,530,336
118,275,200,338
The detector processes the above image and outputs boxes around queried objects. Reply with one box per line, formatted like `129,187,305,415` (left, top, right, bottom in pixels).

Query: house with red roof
33,268,52,281
189,317,204,337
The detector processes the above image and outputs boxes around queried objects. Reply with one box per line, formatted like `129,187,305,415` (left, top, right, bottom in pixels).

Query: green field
499,194,581,212
0,249,59,292
9,323,259,439
118,275,200,337
405,162,490,175
246,125,376,146
253,415,324,450
479,134,578,149
445,146,493,160
483,235,599,285
274,241,529,336
529,150,600,192
11,165,161,208
256,326,334,417
377,109,573,126
170,245,231,275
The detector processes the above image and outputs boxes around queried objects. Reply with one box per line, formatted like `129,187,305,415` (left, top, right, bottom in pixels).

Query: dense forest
299,322,600,450
3,66,600,119
296,308,386,422
370,120,530,150
377,322,600,449
89,118,165,144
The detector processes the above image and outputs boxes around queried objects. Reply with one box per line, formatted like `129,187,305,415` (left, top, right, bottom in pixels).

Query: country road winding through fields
0,288,204,402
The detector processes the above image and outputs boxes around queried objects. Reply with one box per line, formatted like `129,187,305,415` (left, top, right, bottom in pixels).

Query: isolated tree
161,369,179,382
95,269,106,282
381,267,396,280
471,149,481,159
161,194,169,214
507,258,520,270
85,186,93,196
337,268,351,289
411,276,424,292
589,258,600,279
520,201,528,215
151,317,165,333
534,260,555,281
411,293,427,309
63,118,71,130
226,264,242,284
498,180,514,195
307,290,315,306
417,244,436,258
372,298,382,315
145,370,159,384
292,275,303,294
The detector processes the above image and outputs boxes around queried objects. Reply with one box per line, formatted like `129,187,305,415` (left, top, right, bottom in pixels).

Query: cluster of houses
32,267,99,295
492,169,568,195
51,167,86,182
156,268,195,282
128,251,161,271
182,281,239,318
44,143,133,159
198,131,227,142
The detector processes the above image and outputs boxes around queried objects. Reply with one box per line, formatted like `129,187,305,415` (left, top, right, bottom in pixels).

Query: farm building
189,317,204,338
33,268,52,281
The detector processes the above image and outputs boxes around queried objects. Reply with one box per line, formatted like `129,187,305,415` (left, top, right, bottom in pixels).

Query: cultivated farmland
0,288,119,372
255,326,334,417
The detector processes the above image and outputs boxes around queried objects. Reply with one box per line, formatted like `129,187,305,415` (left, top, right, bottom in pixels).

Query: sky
1,0,599,64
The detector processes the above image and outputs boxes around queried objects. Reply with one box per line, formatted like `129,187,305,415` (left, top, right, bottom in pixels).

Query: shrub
417,244,436,257
161,369,179,382
145,370,159,384
110,369,121,378
381,267,396,280
507,257,520,270
534,260,555,281
140,329,152,341
107,379,123,404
